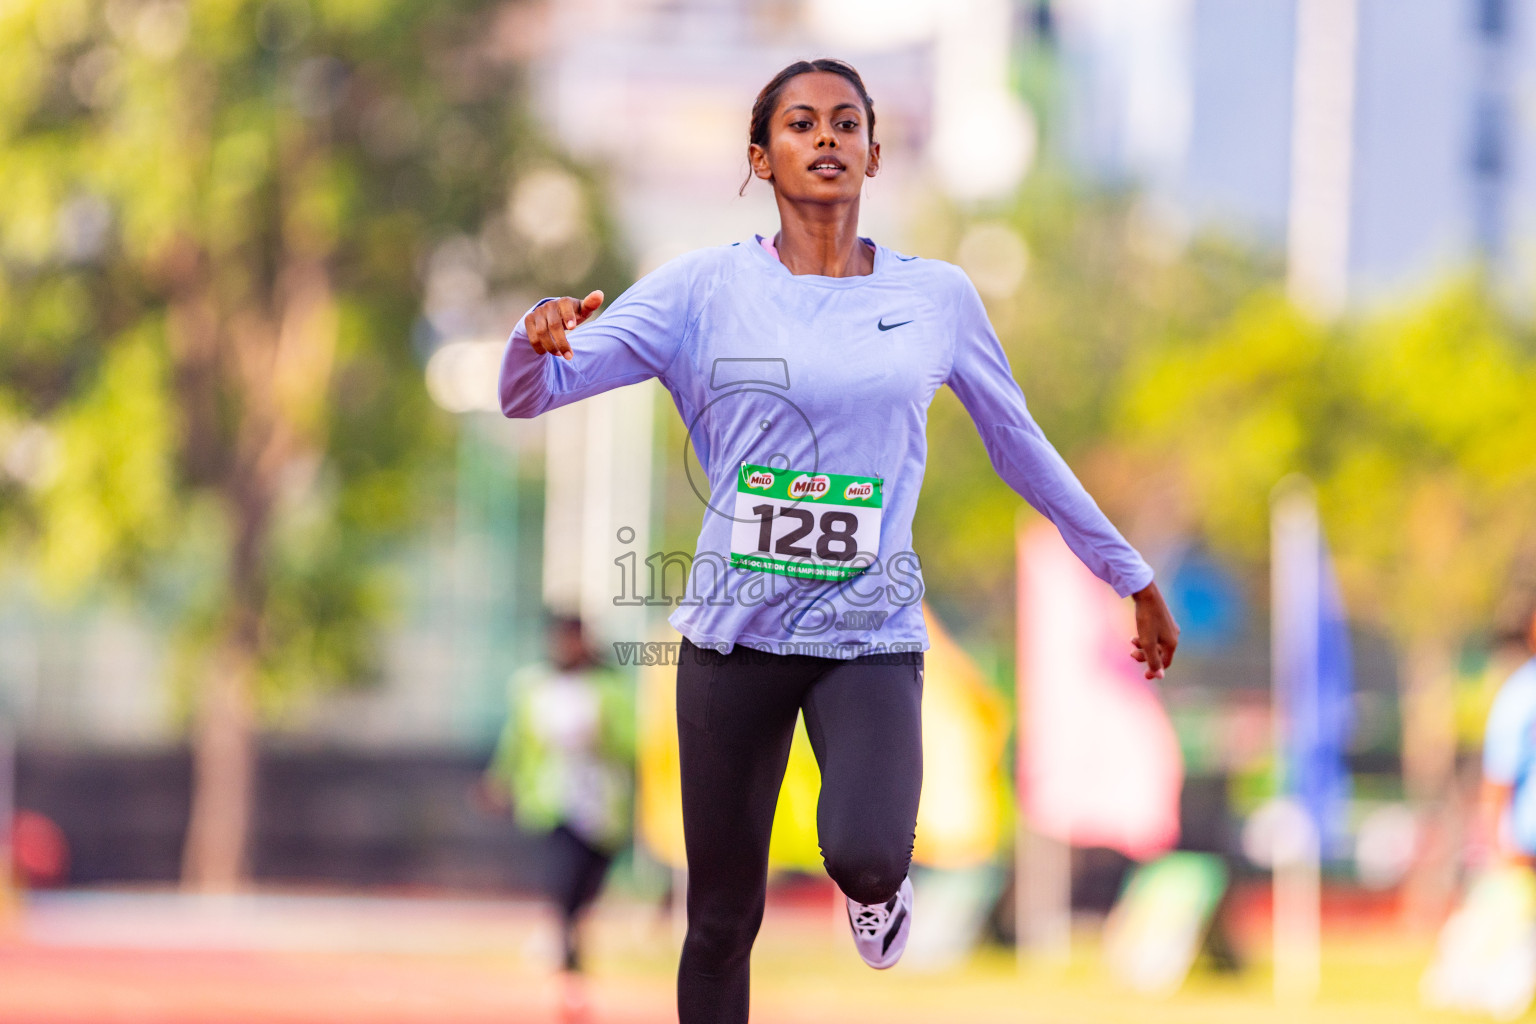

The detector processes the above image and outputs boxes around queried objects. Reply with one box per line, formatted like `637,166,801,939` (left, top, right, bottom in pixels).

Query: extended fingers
555,295,579,331
551,297,578,359
1155,616,1180,671
1130,635,1165,679
526,292,602,360
1160,628,1178,670
541,315,571,359
526,301,574,360
525,310,553,354
1129,583,1179,681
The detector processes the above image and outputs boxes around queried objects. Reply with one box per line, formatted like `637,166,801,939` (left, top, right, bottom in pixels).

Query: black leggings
675,638,924,1024
545,823,613,972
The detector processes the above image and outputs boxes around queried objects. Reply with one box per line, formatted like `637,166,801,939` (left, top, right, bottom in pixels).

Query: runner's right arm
499,256,693,419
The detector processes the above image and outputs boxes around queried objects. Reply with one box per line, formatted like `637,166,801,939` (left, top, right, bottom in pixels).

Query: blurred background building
1060,0,1536,305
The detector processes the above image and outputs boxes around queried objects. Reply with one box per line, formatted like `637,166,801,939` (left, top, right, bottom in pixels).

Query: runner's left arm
941,267,1154,598
499,256,693,418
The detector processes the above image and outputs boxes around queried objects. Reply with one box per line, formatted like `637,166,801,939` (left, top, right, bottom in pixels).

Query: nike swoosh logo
877,318,913,331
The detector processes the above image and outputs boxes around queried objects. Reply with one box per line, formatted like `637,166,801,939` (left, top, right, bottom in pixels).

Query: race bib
730,463,882,581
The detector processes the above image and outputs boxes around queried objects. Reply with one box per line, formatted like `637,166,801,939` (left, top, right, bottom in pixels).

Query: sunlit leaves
0,0,619,715
34,328,176,597
1117,280,1536,643
1120,291,1333,558
0,141,72,263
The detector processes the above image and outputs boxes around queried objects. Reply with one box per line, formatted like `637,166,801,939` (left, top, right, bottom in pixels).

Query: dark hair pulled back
740,58,876,196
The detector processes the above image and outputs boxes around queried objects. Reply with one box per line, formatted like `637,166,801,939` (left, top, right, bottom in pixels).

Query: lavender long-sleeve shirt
500,236,1153,657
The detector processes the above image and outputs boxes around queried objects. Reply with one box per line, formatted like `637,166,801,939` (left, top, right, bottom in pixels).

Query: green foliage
257,512,396,715
1118,290,1344,559
910,172,1536,661
0,0,624,710
35,325,177,594
1117,279,1536,645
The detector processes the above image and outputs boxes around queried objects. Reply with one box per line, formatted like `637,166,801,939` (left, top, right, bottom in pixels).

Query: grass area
752,938,1476,1023
598,908,1470,1024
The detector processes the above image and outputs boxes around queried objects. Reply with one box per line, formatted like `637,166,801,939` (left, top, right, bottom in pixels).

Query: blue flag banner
1273,482,1355,859
1293,539,1354,857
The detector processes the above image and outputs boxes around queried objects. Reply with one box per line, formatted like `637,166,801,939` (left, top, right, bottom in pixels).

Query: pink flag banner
1016,521,1183,860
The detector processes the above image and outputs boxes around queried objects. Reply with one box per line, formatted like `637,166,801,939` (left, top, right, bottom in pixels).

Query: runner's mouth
809,158,845,177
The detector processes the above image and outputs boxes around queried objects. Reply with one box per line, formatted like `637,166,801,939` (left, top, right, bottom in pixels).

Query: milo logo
745,470,775,490
844,481,874,501
788,474,831,500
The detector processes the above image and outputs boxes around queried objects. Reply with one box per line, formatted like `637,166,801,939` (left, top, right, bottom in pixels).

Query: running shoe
846,875,913,969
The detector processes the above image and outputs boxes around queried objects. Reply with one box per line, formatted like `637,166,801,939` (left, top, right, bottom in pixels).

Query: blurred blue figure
1479,601,1536,866
1166,549,1245,654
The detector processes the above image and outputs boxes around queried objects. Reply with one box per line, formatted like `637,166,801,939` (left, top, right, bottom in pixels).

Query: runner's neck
762,232,876,274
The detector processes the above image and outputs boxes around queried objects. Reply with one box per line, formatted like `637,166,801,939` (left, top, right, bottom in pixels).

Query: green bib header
737,463,883,509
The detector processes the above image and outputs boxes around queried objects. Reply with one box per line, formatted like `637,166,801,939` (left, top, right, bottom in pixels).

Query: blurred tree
1117,282,1536,812
0,0,623,889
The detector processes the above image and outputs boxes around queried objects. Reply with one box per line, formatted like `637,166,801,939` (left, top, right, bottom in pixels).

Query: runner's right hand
524,290,604,361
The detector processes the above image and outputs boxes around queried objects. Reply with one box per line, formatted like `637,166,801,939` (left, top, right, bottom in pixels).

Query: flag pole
0,707,14,926
1271,477,1322,1002
1015,515,1071,970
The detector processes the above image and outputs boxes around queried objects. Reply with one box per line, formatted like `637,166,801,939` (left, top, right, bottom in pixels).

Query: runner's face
751,72,879,204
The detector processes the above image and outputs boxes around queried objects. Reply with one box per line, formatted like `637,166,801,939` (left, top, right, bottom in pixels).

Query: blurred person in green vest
486,616,634,1020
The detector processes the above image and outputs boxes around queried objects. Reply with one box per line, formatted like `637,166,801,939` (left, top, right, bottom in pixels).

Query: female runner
500,58,1180,1024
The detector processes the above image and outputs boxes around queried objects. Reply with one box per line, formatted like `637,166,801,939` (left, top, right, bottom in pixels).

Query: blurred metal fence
15,746,541,890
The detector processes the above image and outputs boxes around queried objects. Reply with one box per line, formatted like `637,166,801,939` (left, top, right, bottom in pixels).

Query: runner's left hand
1130,581,1179,680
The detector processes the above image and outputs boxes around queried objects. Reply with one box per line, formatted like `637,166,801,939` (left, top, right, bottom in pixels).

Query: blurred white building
1056,0,1533,306
526,0,1035,268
